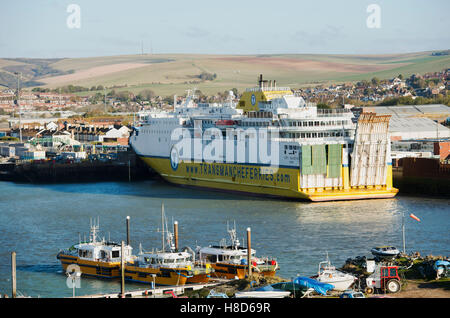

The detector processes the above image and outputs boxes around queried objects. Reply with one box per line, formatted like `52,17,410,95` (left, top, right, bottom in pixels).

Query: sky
0,0,449,58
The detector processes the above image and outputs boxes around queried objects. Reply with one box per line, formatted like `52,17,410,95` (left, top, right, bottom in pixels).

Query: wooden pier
74,280,228,298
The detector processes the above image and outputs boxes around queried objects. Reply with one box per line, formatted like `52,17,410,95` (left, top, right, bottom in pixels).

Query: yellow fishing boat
56,218,134,279
196,222,278,280
124,204,213,285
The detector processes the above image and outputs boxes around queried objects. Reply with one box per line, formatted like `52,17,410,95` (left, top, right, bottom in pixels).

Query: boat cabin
75,242,133,262
135,251,193,268
197,246,256,264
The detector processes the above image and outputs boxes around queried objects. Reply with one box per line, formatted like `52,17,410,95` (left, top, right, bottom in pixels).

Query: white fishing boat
312,254,357,291
371,246,400,259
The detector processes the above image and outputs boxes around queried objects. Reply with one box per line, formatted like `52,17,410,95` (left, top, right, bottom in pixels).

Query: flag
409,214,421,222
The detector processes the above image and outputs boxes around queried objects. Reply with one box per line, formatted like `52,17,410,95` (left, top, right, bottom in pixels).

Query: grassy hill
0,51,448,95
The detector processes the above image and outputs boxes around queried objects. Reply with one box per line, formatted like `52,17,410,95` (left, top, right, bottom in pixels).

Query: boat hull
138,156,398,202
186,273,210,284
317,278,355,292
210,262,277,280
124,265,189,286
57,253,121,278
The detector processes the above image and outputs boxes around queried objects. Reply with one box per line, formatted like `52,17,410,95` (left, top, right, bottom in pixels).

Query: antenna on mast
161,203,165,252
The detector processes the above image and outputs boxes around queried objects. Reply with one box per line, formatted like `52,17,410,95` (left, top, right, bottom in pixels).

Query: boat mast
90,217,99,243
161,203,165,252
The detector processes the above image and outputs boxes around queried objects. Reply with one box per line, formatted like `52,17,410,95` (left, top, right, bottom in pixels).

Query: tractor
365,264,401,294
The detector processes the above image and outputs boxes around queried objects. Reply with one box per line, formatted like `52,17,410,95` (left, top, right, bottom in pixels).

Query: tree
136,89,155,101
198,72,217,81
317,103,331,109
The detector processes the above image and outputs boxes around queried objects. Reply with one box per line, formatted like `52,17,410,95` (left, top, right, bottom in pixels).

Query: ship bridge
237,74,292,113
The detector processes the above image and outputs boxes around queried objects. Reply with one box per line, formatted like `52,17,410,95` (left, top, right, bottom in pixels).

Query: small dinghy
371,246,400,259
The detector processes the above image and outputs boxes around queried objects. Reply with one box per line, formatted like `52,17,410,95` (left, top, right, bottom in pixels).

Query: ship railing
270,136,353,143
60,248,78,256
277,125,354,132
317,109,353,117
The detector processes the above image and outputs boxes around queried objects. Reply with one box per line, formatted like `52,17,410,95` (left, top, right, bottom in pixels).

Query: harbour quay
0,147,156,183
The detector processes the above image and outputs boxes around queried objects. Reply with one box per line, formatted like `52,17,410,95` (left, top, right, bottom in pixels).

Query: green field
1,51,449,96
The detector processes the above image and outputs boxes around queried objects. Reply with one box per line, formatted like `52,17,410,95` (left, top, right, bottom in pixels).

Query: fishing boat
124,204,213,286
125,249,194,286
56,218,134,279
370,246,400,259
312,255,357,291
195,222,278,279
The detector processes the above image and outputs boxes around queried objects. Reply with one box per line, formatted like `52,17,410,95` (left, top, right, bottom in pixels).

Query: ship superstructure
130,75,398,201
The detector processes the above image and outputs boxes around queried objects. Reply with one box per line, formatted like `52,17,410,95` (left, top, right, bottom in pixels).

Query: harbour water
0,180,448,298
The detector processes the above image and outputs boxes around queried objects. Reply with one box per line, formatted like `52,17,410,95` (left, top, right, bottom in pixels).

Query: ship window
112,251,120,258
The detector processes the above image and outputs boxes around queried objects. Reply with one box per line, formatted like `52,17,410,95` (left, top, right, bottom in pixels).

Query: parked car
340,290,365,298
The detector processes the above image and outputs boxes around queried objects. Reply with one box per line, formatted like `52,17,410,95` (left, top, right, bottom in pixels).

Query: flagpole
402,211,406,255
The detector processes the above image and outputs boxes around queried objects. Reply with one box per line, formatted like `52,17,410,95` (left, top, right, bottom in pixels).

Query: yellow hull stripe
140,156,398,202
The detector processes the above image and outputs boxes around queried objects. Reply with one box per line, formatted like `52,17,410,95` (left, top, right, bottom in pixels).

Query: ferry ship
130,75,398,201
195,223,278,279
56,218,134,278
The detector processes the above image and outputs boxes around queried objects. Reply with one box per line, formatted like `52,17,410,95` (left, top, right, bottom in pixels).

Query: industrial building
365,104,450,141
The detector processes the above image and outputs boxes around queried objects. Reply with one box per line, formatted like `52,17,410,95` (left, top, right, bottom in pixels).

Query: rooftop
366,104,450,118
